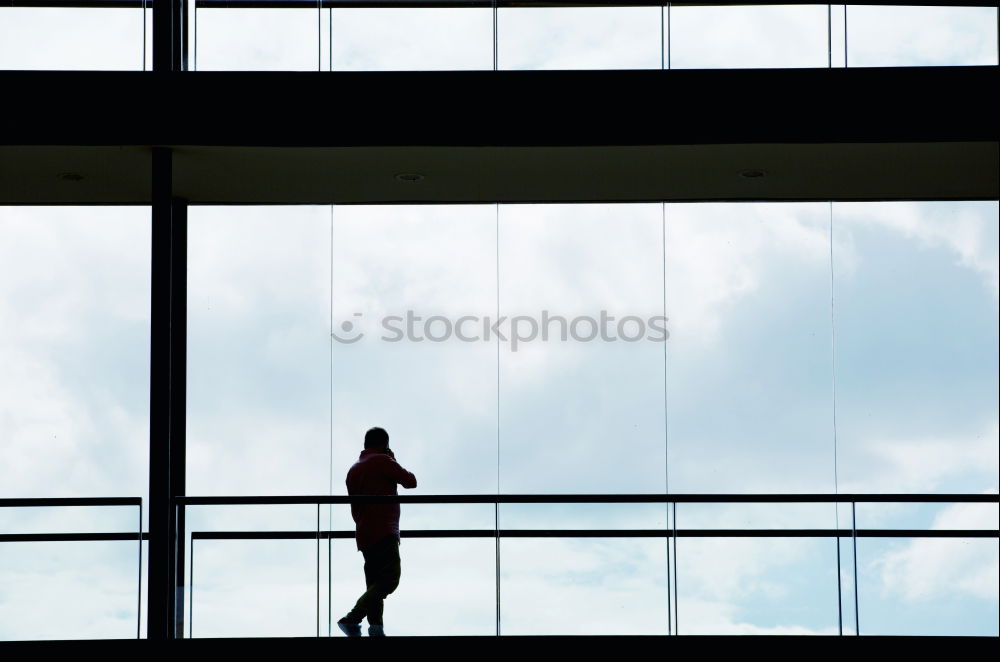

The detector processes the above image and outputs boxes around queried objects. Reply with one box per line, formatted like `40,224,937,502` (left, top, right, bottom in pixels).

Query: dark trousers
344,534,401,626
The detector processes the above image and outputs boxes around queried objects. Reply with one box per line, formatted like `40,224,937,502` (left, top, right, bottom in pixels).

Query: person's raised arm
379,452,417,489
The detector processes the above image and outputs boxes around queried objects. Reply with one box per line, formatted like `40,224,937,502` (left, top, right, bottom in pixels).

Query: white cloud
0,542,141,640
0,207,149,501
835,201,999,301
665,202,831,349
872,498,1000,603
839,420,1000,496
678,598,838,636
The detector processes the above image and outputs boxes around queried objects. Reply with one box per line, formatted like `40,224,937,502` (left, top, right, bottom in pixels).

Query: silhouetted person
337,427,417,637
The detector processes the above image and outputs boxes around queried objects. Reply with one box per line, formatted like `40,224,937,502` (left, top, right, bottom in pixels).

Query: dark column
148,147,187,640
153,0,188,73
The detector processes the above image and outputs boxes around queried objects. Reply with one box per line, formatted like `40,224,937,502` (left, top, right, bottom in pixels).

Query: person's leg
366,538,401,626
341,547,378,624
342,536,399,626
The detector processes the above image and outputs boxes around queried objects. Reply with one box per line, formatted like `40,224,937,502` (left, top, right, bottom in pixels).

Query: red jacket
346,448,417,551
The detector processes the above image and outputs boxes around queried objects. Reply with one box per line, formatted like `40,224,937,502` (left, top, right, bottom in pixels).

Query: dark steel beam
6,1,1000,8
153,0,187,72
2,68,996,148
148,148,187,640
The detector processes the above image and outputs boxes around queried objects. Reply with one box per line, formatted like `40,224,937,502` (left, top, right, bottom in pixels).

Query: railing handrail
0,497,142,507
187,527,999,539
3,494,995,507
175,493,1000,505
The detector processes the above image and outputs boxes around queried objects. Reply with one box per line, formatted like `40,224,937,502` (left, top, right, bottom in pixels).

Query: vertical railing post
148,147,187,640
495,499,501,637
666,499,672,635
137,501,144,639
852,500,860,635
836,500,844,636
672,501,679,635
189,531,196,638
316,503,321,637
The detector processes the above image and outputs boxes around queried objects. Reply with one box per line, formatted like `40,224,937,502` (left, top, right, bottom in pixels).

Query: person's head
364,427,390,451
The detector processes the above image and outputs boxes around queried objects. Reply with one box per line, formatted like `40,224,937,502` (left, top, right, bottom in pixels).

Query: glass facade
1,0,997,644
178,201,999,636
2,201,998,637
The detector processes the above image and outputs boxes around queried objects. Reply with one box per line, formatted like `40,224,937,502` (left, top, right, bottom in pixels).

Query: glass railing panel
855,535,999,635
675,532,840,634
183,504,319,637
0,503,142,640
499,535,669,634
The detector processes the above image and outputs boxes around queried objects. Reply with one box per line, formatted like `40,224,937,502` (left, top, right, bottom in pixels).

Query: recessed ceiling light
394,173,425,182
740,169,767,179
57,172,85,182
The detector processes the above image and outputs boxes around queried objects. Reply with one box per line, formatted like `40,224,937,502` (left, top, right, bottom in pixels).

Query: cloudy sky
1,1,999,641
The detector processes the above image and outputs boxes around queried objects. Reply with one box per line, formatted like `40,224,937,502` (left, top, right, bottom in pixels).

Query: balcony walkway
2,635,997,657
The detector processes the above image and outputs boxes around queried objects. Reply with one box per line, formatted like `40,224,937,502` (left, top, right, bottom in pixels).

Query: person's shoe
337,618,362,637
368,624,385,637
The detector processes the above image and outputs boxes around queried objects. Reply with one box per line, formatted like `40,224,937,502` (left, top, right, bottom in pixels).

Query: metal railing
0,497,145,639
2,494,996,638
176,493,1000,637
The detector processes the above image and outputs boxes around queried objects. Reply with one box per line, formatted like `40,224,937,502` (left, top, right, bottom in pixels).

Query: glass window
187,206,331,495
195,8,320,71
0,206,150,639
497,204,666,494
669,4,828,69
832,202,999,495
0,7,147,70
664,203,835,494
846,5,999,67
831,201,999,633
499,7,661,70
329,205,497,498
331,8,492,71
0,206,150,501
